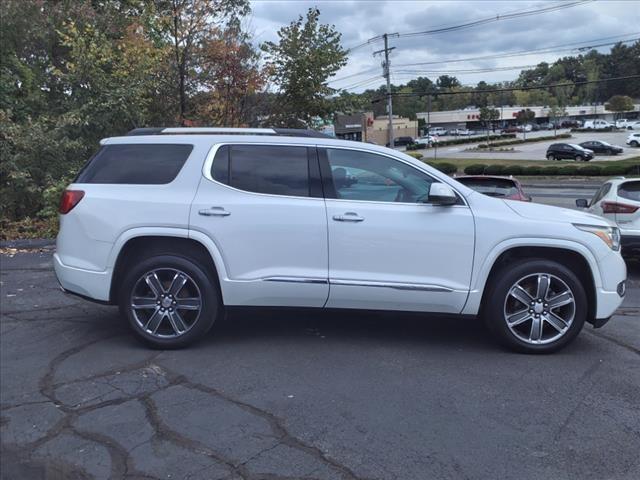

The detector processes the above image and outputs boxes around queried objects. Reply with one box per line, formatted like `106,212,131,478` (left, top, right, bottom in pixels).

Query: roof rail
126,127,331,138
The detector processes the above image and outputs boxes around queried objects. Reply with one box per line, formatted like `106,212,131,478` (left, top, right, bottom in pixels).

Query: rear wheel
118,255,220,348
631,141,639,147
575,155,584,162
483,259,587,353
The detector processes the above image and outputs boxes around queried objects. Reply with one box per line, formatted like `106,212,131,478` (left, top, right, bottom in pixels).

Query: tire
575,155,583,162
482,258,587,354
546,154,555,161
632,141,639,147
118,254,220,349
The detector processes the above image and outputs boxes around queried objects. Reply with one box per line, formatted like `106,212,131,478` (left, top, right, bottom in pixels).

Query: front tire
118,255,220,349
575,155,584,162
546,154,555,161
482,259,587,353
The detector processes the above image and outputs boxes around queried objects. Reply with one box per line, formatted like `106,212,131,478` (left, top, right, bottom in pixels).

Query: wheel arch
108,229,227,304
464,242,599,323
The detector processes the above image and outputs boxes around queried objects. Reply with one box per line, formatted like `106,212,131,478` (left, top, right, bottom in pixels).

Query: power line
369,75,640,103
397,0,594,39
330,34,638,86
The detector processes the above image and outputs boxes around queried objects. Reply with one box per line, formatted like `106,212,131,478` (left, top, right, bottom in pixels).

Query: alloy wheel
130,268,202,338
503,273,575,345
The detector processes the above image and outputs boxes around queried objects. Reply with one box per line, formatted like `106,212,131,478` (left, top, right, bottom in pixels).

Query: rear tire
631,141,639,147
118,255,220,349
575,155,584,162
482,259,587,354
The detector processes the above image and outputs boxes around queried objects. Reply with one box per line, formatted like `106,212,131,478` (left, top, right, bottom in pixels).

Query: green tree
261,7,347,126
547,101,566,137
516,109,535,140
605,95,635,120
479,107,499,147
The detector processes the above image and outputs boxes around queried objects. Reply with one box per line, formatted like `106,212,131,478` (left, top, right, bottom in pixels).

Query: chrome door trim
330,279,454,292
263,276,329,285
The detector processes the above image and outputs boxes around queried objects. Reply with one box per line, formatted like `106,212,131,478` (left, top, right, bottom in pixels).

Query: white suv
576,178,640,254
54,128,627,352
627,132,640,147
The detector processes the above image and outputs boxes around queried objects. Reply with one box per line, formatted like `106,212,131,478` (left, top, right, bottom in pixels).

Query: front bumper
53,253,112,302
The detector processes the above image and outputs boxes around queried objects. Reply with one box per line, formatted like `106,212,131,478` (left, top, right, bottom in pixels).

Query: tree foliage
261,7,347,126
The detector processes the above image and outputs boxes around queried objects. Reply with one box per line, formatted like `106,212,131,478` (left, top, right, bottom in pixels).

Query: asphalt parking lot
2,242,639,479
415,130,639,161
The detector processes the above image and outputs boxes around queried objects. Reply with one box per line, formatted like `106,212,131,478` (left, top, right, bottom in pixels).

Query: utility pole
373,33,398,147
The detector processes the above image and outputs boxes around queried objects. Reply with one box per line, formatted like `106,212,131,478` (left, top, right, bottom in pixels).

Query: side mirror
575,199,589,208
428,183,458,206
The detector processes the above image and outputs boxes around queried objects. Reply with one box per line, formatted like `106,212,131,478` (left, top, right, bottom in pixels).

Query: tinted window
457,178,518,197
213,145,309,197
325,149,435,203
77,144,192,184
619,181,640,201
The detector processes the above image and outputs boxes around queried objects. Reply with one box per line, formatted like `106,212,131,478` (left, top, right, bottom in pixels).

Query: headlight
574,224,621,251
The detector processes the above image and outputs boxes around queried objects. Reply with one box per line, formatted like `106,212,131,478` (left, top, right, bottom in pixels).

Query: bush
558,166,579,176
406,143,426,150
429,162,457,174
522,166,543,175
542,166,560,175
503,165,523,176
477,143,489,149
405,151,423,159
601,165,628,176
626,163,640,175
484,165,507,175
464,164,487,175
578,166,602,176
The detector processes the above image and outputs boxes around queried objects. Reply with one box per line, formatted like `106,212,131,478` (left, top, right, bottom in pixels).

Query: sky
248,0,640,92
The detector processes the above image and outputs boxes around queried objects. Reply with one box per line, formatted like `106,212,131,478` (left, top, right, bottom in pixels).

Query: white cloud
249,0,639,90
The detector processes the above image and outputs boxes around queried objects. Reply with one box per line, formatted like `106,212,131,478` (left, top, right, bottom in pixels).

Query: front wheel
118,255,220,348
546,154,555,161
575,155,584,162
482,259,587,353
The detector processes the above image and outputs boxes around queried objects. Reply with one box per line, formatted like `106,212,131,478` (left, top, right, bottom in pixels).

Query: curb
0,238,55,249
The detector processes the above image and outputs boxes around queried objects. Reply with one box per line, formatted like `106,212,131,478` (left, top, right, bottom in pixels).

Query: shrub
406,143,426,150
601,165,628,176
430,162,457,174
484,165,507,175
578,166,602,176
477,143,489,149
558,166,579,176
522,166,543,175
464,164,487,175
405,151,423,159
503,165,523,175
626,163,640,175
542,166,560,175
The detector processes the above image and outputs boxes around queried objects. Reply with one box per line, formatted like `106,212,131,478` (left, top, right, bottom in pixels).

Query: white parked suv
576,178,640,254
627,132,640,147
54,128,627,352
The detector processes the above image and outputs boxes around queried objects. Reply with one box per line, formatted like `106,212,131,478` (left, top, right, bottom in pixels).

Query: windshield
457,178,518,197
570,144,586,150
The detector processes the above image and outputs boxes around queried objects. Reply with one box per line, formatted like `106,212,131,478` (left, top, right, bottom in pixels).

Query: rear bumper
53,253,112,302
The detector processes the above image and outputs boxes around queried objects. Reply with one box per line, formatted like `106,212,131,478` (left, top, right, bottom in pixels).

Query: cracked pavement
1,249,639,480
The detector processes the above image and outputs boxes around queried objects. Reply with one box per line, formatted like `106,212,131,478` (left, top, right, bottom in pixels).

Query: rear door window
212,145,310,197
618,181,640,202
76,144,192,184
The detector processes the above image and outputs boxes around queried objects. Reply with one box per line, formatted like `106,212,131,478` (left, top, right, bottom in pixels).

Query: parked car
415,135,438,146
450,128,472,136
576,178,640,254
627,132,640,147
386,136,414,147
616,119,633,129
628,121,640,130
429,127,448,136
546,143,594,161
54,127,626,353
516,125,533,133
579,140,623,155
455,175,531,202
561,120,581,129
502,126,519,134
583,119,614,130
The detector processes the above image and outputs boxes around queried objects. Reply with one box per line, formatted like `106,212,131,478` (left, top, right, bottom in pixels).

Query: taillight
601,201,639,214
59,190,85,214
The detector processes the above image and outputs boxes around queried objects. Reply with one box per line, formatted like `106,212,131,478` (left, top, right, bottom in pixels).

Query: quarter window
212,145,310,197
618,181,640,201
76,144,193,184
324,149,435,203
590,183,612,205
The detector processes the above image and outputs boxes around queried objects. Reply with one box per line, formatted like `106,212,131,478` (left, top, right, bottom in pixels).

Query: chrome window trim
202,142,468,207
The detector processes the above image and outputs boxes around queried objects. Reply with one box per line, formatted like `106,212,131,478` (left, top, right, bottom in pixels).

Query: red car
455,175,532,202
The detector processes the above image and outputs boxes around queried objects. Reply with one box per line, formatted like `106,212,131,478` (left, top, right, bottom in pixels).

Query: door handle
333,212,364,222
199,207,231,217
